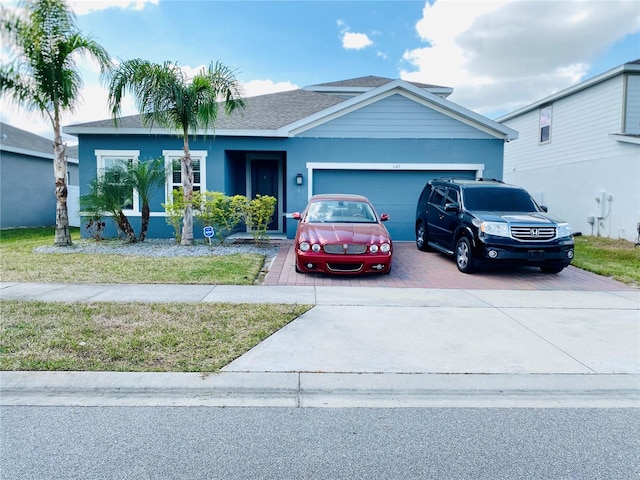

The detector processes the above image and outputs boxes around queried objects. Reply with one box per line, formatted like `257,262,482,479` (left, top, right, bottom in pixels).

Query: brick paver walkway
264,241,637,291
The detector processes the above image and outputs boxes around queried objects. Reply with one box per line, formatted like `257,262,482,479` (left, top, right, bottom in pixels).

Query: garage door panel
314,169,475,240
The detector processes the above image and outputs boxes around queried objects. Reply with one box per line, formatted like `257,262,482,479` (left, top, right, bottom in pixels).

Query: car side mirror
292,212,302,220
444,202,460,212
380,213,390,222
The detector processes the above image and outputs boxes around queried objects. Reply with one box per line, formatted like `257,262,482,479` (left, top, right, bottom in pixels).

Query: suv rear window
463,187,538,212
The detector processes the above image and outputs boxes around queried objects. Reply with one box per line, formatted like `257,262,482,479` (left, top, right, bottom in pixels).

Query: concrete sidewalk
1,282,639,408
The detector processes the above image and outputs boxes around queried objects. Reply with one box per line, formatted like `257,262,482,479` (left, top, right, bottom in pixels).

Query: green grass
0,227,312,372
0,227,264,284
572,235,640,287
0,301,310,372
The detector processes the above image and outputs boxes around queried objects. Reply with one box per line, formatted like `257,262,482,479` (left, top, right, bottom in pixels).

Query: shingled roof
1,122,78,159
64,76,451,133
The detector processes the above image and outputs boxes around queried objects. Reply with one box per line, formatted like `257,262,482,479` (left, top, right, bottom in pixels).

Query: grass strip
0,300,311,372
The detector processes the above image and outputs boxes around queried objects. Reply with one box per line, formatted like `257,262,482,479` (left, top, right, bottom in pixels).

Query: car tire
455,237,475,274
540,266,564,274
295,262,302,273
415,222,429,251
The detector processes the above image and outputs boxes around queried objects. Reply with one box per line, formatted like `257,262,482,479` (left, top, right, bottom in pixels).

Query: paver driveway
264,241,636,291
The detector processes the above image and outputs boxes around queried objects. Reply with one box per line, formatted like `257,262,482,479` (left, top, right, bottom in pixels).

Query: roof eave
0,144,79,163
62,125,287,138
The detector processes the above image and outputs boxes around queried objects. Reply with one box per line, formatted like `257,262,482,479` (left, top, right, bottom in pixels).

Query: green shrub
194,191,244,244
237,194,277,245
162,188,186,244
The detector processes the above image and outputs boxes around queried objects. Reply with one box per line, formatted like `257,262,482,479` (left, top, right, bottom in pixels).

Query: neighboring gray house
0,122,80,228
498,60,640,243
64,76,518,241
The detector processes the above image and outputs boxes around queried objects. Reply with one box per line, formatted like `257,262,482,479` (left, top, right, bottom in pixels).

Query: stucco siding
505,149,639,242
79,134,504,240
1,151,53,227
297,93,495,139
625,74,640,135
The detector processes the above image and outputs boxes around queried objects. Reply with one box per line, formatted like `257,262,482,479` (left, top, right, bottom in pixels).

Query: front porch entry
246,153,284,233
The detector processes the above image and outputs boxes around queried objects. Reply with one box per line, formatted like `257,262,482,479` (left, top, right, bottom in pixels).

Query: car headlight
380,243,391,253
369,244,379,253
299,241,310,252
312,243,322,252
480,221,510,238
557,223,572,238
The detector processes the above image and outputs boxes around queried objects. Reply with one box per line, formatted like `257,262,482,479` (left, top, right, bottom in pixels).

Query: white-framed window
163,150,208,203
94,150,140,213
539,105,552,144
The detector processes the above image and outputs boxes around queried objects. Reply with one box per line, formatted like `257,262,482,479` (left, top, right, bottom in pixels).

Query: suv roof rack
430,177,505,184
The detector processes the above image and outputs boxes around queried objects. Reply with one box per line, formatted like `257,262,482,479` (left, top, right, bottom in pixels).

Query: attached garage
310,162,482,240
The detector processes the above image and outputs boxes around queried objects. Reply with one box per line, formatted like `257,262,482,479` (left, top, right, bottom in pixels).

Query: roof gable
284,79,518,141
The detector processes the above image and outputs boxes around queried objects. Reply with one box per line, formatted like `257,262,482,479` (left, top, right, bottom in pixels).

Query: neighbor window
539,105,552,144
163,150,208,203
94,150,139,212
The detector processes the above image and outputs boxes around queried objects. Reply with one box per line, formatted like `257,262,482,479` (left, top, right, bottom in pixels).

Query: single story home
64,76,517,241
498,60,640,243
1,122,80,228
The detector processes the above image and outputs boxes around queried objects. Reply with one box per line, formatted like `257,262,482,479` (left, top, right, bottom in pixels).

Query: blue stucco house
64,76,517,241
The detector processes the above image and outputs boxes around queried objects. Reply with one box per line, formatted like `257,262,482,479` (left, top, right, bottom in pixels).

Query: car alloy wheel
455,237,474,273
416,222,429,251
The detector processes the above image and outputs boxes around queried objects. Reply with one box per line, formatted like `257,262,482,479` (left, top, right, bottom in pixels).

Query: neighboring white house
498,60,640,243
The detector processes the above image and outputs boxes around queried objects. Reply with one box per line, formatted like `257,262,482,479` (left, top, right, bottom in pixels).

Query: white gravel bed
33,238,280,258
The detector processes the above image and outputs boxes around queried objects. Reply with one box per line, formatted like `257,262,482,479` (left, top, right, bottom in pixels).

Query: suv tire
455,237,475,274
415,222,430,251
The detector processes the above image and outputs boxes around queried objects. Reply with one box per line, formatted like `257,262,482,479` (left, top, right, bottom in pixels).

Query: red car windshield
305,200,377,223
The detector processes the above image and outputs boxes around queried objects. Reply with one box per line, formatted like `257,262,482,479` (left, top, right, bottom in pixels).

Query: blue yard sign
203,227,215,244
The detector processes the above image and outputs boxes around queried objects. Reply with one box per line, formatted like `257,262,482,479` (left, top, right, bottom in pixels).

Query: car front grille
510,226,556,241
327,263,364,273
323,244,368,254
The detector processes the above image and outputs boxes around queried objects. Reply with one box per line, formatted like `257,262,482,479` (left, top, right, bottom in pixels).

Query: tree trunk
53,124,72,246
117,211,137,243
180,138,194,246
139,203,150,241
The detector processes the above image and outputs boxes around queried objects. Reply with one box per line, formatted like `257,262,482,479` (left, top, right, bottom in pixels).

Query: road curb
2,371,638,408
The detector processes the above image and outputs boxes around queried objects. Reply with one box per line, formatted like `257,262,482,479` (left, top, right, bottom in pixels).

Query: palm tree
0,0,111,245
107,59,245,245
80,165,137,243
126,157,166,241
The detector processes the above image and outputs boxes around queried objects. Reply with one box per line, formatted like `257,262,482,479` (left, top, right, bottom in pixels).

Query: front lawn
0,227,266,285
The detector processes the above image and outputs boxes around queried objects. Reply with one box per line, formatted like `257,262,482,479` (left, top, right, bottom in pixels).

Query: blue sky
1,0,639,141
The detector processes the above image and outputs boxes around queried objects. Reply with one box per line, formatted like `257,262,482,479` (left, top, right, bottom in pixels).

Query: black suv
415,178,574,274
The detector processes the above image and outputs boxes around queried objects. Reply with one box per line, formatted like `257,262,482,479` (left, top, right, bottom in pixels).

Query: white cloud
69,0,158,15
342,32,374,50
400,0,640,117
241,79,298,98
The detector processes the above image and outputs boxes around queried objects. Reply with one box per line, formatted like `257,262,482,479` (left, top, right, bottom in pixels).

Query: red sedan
292,194,393,275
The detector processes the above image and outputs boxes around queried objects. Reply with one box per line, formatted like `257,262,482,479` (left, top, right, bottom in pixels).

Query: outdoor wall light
296,173,304,185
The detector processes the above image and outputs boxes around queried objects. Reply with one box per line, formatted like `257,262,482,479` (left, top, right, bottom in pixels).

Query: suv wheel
415,222,429,251
455,237,475,274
